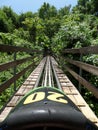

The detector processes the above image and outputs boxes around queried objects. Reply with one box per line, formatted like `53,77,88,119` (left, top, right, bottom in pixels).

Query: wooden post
14,52,16,91
79,53,82,93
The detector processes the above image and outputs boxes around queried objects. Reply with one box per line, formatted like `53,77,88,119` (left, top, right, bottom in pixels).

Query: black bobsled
0,87,98,130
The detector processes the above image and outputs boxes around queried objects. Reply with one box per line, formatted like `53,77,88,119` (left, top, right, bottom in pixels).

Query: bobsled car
0,87,98,130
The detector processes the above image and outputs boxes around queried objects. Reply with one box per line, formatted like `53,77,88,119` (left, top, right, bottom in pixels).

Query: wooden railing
62,45,98,98
0,44,42,94
63,45,98,54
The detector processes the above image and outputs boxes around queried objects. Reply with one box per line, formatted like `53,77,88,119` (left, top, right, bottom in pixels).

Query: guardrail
0,44,42,94
63,45,98,54
62,45,98,98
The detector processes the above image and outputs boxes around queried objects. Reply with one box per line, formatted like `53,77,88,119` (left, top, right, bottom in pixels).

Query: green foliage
83,55,98,66
38,3,57,20
52,14,92,54
13,28,31,41
74,0,98,15
44,17,60,40
2,6,19,27
0,7,19,32
58,5,71,17
0,9,12,32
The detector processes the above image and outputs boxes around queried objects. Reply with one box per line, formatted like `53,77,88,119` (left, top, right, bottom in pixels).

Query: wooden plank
15,88,25,96
0,107,13,122
73,94,85,106
29,81,36,85
59,79,69,83
23,81,30,85
23,88,33,94
69,86,80,94
67,94,77,104
62,87,71,94
79,105,98,123
60,82,67,87
61,82,73,87
7,96,22,107
31,75,38,78
31,78,38,82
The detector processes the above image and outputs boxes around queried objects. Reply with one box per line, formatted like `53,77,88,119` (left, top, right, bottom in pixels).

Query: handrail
0,44,42,94
0,56,34,72
64,58,98,76
0,63,34,93
63,45,98,54
65,65,98,98
61,45,98,98
0,44,41,53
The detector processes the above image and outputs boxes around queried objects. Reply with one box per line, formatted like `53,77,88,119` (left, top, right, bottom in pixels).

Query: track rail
0,56,98,127
41,56,56,87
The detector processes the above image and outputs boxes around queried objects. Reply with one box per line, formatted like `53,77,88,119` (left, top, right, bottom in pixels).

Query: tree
52,14,94,54
18,12,34,28
90,0,98,15
76,0,90,14
38,2,57,20
58,5,71,17
44,18,60,40
2,6,19,27
0,9,14,32
75,0,98,15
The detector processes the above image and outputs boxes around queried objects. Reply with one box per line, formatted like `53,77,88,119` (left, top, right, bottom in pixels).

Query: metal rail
51,57,62,90
41,56,54,87
39,56,62,90
34,57,46,88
